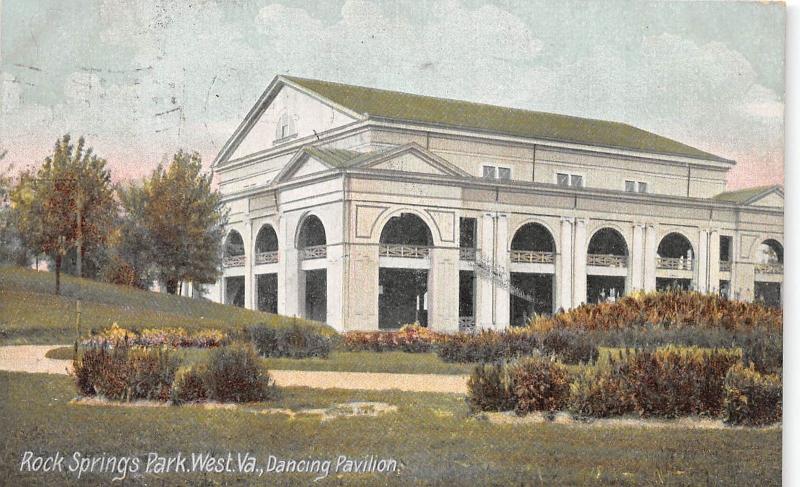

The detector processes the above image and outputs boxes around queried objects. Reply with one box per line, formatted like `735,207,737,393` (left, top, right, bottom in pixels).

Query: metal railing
587,254,627,267
657,257,693,271
755,262,783,274
379,244,431,259
222,255,245,268
510,250,555,264
719,260,731,272
255,250,279,265
300,245,327,260
459,316,476,333
459,247,477,261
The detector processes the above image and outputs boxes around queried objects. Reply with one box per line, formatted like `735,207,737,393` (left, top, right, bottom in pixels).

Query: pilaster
559,217,574,310
573,218,587,306
494,214,511,328
429,247,461,332
697,228,709,292
476,213,495,328
643,223,657,291
630,223,645,291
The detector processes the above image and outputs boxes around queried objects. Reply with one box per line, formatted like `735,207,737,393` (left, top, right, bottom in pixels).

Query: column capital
560,216,575,224
575,217,588,226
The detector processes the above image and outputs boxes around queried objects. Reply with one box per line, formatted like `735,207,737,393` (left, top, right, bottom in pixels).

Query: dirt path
0,346,468,394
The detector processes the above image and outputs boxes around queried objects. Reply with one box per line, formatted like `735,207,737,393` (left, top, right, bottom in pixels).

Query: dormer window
274,112,296,142
483,165,511,180
557,172,584,188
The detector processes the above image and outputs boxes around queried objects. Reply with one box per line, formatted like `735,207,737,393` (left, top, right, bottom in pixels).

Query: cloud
0,0,783,189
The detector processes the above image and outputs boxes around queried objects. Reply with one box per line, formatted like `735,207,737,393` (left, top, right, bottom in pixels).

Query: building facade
208,76,784,332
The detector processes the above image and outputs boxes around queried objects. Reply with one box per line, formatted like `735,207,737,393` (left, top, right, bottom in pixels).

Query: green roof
712,185,782,204
285,76,730,162
301,146,377,168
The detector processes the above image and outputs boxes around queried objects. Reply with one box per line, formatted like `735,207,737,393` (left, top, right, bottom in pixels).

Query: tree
140,150,227,294
10,135,116,294
0,150,32,266
112,182,156,289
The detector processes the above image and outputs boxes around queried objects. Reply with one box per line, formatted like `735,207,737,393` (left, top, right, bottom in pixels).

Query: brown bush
508,356,571,415
724,364,782,426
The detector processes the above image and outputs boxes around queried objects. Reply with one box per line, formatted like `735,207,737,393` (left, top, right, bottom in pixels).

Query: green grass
45,346,475,375
0,371,781,485
0,266,332,344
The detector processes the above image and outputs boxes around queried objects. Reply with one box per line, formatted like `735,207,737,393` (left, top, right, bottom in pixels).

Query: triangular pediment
355,143,471,178
750,189,783,208
214,77,364,166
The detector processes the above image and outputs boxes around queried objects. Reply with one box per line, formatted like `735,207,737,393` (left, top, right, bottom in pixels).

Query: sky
0,0,785,189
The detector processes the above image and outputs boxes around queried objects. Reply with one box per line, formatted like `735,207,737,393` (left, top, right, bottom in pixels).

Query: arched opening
222,230,245,307
586,228,628,304
254,224,279,313
509,223,556,325
378,212,433,329
755,239,783,308
297,215,327,322
656,232,694,291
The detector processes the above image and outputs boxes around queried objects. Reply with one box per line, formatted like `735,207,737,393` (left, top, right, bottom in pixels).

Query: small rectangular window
557,173,569,186
638,182,648,193
625,180,635,192
483,166,496,179
571,175,583,188
498,167,511,180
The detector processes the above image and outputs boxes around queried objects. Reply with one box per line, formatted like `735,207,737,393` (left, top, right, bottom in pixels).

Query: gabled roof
712,185,784,205
284,76,732,163
301,146,374,168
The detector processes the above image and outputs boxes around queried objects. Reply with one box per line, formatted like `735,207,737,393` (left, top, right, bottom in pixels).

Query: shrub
466,362,514,412
590,325,739,349
622,347,740,418
530,290,782,333
437,330,539,363
723,364,782,426
204,344,276,403
341,325,442,353
568,365,632,418
72,345,178,401
171,365,209,404
249,323,332,358
508,356,571,415
738,332,782,375
539,328,598,364
84,325,228,349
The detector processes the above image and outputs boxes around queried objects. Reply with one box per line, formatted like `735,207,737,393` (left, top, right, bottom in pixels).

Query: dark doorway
379,268,428,329
587,276,626,304
459,271,475,322
656,277,692,291
510,273,553,326
225,276,245,308
755,282,781,308
304,270,327,322
257,273,278,314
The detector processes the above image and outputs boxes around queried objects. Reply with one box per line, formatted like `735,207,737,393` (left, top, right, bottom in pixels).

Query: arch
658,232,694,259
373,207,441,246
224,230,245,257
379,212,434,246
756,239,783,264
255,224,279,253
297,214,327,248
511,222,556,252
588,227,628,256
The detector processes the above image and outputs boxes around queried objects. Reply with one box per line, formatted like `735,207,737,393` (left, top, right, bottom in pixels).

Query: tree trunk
165,278,178,295
54,255,62,295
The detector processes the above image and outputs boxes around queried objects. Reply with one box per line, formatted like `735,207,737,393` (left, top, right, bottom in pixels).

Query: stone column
325,243,345,332
573,218,587,306
630,223,645,291
429,247,461,332
244,217,255,310
559,217,574,310
344,243,379,330
476,213,495,328
494,214,511,328
278,215,301,317
697,228,709,292
708,229,720,294
644,224,657,291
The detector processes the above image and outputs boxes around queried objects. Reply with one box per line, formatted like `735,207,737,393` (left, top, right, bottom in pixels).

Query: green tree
10,135,116,294
112,182,156,289
140,150,227,294
0,150,32,266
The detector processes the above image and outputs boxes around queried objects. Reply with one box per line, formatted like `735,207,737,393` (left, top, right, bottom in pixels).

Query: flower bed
83,324,227,348
342,324,444,352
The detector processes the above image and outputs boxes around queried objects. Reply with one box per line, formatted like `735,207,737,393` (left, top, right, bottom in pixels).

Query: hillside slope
0,266,330,344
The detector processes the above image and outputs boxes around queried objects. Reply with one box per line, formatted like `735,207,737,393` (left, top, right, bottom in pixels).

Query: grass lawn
45,346,476,375
0,371,781,485
0,266,331,345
